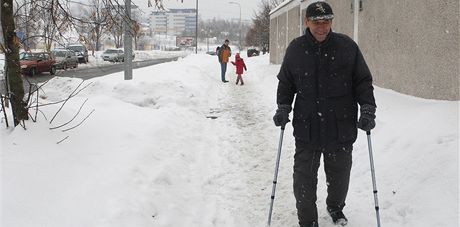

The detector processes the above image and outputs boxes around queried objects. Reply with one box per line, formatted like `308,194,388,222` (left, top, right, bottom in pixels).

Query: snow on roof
270,0,326,15
269,0,295,15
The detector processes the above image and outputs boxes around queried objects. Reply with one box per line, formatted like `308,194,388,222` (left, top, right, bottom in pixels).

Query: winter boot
327,207,348,226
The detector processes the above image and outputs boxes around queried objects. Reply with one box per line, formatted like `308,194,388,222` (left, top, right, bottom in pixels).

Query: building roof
269,0,295,15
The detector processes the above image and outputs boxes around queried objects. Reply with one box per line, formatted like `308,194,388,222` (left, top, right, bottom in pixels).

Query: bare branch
1,95,10,128
49,98,89,130
30,81,93,109
49,80,85,124
62,109,95,132
56,135,69,144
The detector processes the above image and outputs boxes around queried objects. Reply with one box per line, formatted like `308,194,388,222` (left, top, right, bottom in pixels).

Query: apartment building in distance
149,9,197,36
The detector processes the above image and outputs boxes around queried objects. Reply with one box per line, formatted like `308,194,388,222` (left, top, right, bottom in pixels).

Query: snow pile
82,49,189,69
1,53,458,227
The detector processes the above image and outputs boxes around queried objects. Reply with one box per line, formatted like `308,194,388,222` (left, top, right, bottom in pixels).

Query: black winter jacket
276,29,376,149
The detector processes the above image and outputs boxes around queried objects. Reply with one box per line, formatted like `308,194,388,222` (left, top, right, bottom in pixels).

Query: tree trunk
1,0,29,126
96,27,101,51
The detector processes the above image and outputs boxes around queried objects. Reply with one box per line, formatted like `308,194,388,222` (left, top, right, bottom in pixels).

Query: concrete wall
278,13,288,64
270,0,302,64
288,6,302,44
270,0,459,100
269,17,279,64
354,0,459,100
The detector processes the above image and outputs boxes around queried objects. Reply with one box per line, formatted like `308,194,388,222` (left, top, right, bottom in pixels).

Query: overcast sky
131,0,262,21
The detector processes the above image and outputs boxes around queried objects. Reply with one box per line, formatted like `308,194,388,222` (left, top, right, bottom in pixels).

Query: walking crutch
366,131,382,227
267,125,286,226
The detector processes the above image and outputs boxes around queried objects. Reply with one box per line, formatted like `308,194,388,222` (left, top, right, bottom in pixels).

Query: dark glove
273,105,292,128
357,104,376,131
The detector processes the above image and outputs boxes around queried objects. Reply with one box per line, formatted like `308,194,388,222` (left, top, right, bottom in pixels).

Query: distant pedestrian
262,45,267,54
231,53,247,85
217,39,232,83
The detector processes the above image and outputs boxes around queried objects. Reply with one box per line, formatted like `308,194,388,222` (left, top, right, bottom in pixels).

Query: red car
20,52,57,76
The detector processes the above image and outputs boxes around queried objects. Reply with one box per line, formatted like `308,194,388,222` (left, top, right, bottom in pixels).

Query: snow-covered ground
1,53,458,227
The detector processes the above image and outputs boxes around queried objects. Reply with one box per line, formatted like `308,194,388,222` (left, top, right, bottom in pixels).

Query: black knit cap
306,1,334,21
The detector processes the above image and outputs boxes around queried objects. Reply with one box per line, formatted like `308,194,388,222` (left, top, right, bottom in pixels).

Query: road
0,57,180,94
29,57,180,83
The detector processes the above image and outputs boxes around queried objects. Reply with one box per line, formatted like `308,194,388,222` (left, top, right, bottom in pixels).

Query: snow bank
1,54,458,227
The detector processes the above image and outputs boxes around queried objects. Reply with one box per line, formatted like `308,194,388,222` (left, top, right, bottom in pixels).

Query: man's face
225,41,229,45
305,19,332,42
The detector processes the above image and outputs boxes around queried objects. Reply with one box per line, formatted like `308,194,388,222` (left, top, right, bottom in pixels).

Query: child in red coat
231,53,247,85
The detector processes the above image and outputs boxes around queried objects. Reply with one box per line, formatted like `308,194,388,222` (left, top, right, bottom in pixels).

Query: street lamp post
229,1,241,52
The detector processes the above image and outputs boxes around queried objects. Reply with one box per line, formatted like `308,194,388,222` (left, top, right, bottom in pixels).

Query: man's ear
304,17,309,28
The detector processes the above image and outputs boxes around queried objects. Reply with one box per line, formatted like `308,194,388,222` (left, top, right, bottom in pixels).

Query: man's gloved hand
357,104,376,131
273,104,292,127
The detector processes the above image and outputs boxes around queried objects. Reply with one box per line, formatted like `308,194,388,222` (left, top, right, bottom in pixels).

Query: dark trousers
220,62,227,81
236,74,244,85
293,144,352,226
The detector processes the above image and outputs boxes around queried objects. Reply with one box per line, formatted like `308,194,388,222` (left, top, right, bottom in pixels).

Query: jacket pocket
335,107,358,143
293,112,312,143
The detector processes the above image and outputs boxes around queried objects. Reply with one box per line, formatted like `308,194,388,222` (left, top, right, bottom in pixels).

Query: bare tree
246,0,271,49
270,0,283,7
1,0,164,127
14,0,40,50
75,0,111,51
1,0,29,126
108,18,124,48
40,1,72,51
198,18,250,45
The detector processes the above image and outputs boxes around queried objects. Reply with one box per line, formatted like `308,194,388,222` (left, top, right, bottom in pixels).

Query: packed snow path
198,81,298,227
144,58,298,227
1,54,458,227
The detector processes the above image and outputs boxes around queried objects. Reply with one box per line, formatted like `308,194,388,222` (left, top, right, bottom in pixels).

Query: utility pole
124,0,133,80
195,0,198,54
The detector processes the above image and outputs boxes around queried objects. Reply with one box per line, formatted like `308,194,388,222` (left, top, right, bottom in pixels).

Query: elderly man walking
273,1,377,227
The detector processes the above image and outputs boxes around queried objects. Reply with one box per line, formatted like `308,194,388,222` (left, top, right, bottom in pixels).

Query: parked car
53,49,78,70
20,52,56,76
101,49,135,62
247,48,260,57
67,44,89,63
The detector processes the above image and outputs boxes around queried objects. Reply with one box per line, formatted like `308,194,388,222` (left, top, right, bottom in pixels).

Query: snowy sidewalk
1,54,458,227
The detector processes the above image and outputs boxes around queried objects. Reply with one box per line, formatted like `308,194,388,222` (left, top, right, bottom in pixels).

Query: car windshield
105,49,119,53
53,51,66,57
19,53,36,60
67,46,84,52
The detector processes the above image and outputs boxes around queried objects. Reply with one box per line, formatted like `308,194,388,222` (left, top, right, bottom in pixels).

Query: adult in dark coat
273,2,377,227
